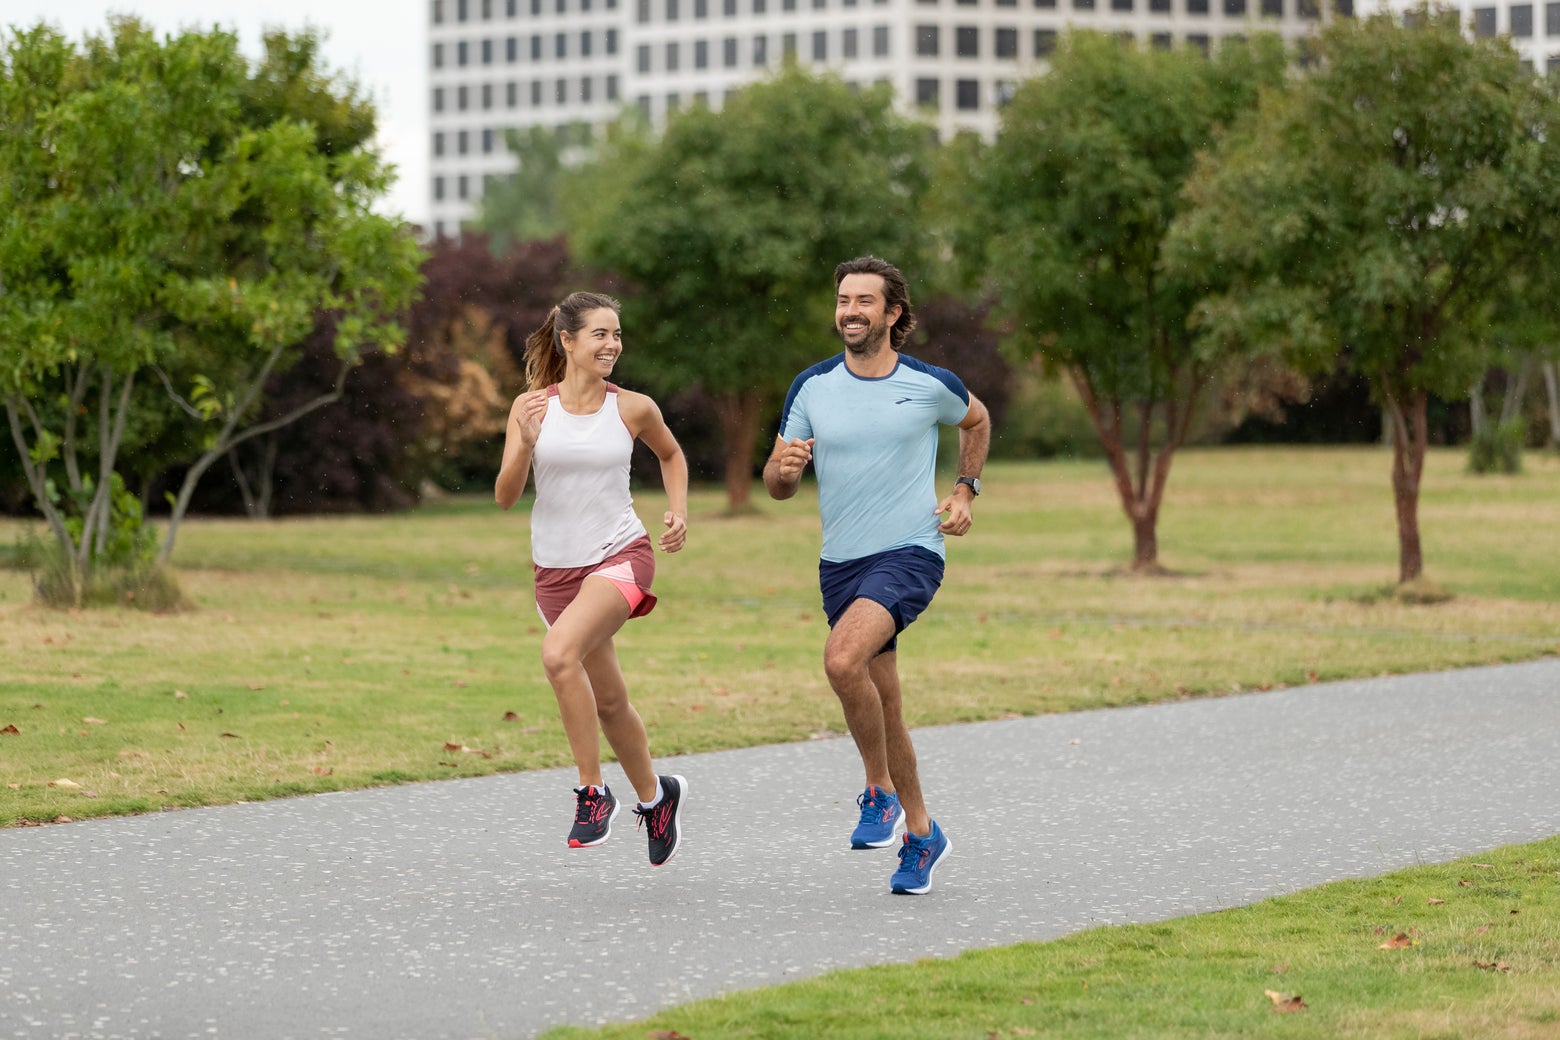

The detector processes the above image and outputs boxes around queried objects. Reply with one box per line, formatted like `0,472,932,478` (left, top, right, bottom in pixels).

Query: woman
495,291,690,867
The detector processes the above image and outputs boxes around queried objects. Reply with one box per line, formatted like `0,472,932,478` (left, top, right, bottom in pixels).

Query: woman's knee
540,636,581,683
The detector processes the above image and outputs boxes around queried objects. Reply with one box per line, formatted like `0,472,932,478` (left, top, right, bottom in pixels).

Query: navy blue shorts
819,546,945,654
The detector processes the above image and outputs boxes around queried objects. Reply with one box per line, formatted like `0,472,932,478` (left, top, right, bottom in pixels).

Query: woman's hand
659,511,687,553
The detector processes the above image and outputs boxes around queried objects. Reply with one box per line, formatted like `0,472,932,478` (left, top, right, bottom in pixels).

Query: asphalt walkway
3,658,1557,1040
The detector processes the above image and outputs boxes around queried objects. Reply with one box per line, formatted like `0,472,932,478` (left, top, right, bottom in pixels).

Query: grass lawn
2,445,1557,826
538,836,1560,1040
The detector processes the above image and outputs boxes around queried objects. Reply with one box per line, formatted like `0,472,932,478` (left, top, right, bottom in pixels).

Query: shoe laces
574,788,604,825
634,799,671,840
857,786,891,825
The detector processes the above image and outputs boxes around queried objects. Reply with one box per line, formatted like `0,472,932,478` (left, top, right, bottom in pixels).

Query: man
763,256,990,895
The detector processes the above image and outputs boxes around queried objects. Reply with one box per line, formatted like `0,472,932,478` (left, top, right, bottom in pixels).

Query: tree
964,32,1288,571
1168,5,1560,585
470,125,573,249
566,66,931,511
0,20,421,603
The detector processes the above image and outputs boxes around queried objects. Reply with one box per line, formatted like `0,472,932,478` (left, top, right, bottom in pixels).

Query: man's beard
838,318,888,355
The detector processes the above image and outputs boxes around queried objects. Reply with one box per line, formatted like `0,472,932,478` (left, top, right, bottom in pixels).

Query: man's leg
868,651,930,838
823,598,898,791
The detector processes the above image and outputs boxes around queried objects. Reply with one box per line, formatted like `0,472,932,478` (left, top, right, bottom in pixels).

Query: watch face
960,477,980,495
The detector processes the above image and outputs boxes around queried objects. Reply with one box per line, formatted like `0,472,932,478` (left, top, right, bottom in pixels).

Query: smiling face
835,272,901,357
559,307,623,376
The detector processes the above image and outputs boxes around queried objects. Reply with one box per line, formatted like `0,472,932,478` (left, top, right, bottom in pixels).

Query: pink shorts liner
534,536,657,627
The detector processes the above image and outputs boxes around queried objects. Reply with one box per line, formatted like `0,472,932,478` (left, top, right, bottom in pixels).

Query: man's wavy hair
834,256,916,352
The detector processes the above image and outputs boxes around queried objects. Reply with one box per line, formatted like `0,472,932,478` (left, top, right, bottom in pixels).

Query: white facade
1385,0,1560,69
427,0,1337,236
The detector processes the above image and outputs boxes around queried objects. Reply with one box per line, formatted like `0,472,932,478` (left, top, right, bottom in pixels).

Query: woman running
495,291,689,866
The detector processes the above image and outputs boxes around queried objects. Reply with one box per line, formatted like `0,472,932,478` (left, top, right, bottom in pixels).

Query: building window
582,31,593,56
433,131,446,156
1186,32,1210,53
482,0,492,16
638,0,651,20
915,77,939,108
1151,31,1172,47
1035,0,1056,7
667,91,681,112
1187,0,1209,13
1549,1,1560,33
433,0,445,24
531,35,541,59
457,40,469,65
482,82,493,108
457,129,469,154
607,29,618,53
433,86,445,111
457,85,469,109
482,38,493,63
458,175,469,200
754,34,769,64
1472,6,1496,36
724,36,739,64
556,77,567,103
1511,3,1534,35
843,26,859,56
433,175,445,201
783,31,797,58
432,42,445,68
956,79,978,109
582,76,594,102
667,41,680,70
507,0,517,12
1073,0,1094,8
873,24,890,55
1113,0,1131,9
725,0,737,11
607,74,620,99
531,80,542,105
482,128,494,153
956,26,978,57
458,0,469,18
507,80,519,106
638,44,652,72
1034,28,1057,55
693,39,707,66
556,33,567,58
697,0,710,14
783,0,796,9
813,30,827,60
667,0,680,18
754,0,767,11
506,36,518,61
995,27,1017,57
1224,0,1245,14
916,25,940,55
1261,0,1281,14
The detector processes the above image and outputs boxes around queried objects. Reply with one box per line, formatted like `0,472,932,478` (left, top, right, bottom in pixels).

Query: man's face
835,273,900,354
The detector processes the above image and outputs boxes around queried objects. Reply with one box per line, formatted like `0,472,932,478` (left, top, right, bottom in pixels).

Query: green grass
2,445,1557,826
537,836,1560,1040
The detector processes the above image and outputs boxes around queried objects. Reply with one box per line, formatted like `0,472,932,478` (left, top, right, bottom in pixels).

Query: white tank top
529,383,647,568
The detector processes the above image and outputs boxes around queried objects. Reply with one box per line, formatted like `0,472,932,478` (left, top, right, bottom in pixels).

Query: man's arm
763,435,815,501
935,392,991,535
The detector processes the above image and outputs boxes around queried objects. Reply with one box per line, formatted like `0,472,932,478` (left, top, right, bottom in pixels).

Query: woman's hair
523,291,622,391
834,256,916,352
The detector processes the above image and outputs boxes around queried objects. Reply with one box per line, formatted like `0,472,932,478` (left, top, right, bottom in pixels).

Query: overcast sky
3,1,430,228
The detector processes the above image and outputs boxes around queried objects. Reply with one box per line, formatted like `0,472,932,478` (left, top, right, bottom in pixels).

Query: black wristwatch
955,476,981,496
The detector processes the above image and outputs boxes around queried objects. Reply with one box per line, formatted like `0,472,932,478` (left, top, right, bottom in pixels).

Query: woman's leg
581,638,659,803
541,576,631,788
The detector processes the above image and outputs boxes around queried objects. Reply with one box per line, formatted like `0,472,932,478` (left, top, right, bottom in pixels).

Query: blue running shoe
851,785,903,848
890,820,951,895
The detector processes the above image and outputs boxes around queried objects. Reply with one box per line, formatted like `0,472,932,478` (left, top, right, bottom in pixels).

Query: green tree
471,124,573,249
966,32,1287,571
0,20,421,603
1168,5,1560,585
566,66,930,511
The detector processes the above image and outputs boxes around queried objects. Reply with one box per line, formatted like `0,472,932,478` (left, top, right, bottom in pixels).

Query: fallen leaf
443,742,465,752
1472,960,1511,973
83,717,107,725
246,684,265,691
1428,898,1446,905
48,779,81,789
219,732,240,739
1474,924,1492,935
502,711,521,722
1458,879,1476,887
311,767,333,776
1,724,19,735
1379,933,1415,949
174,690,188,699
1264,990,1307,1013
1472,863,1494,869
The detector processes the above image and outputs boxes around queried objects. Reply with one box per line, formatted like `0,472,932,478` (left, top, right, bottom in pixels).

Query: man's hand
773,437,814,482
935,484,974,536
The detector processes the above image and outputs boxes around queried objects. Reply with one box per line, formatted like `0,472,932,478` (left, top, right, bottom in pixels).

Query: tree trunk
1385,389,1428,585
712,389,763,514
1543,360,1560,449
1467,377,1486,437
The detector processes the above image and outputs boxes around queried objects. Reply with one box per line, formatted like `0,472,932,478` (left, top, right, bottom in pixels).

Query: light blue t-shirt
778,352,971,563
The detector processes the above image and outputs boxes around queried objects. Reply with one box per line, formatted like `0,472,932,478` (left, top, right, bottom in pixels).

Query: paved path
3,659,1558,1040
